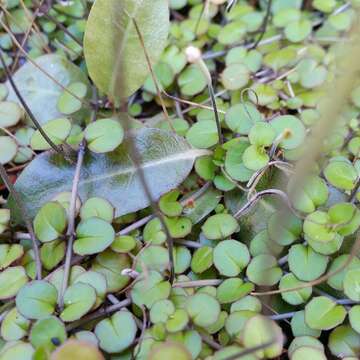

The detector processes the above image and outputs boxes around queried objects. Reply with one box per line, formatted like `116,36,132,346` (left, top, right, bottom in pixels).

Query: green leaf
148,342,192,360
159,190,183,217
324,160,358,190
60,283,96,322
202,214,239,240
0,101,23,128
57,82,88,115
11,128,204,220
225,103,263,135
29,316,66,351
83,0,169,99
288,244,328,281
40,240,65,271
95,311,137,353
0,136,17,165
246,254,282,286
328,325,360,358
33,202,67,243
191,246,213,274
221,64,250,90
74,217,115,256
343,268,360,301
186,120,219,149
0,308,30,341
51,340,104,360
80,197,114,223
16,280,58,319
0,244,23,270
279,273,312,305
270,115,306,150
84,118,124,154
186,293,220,327
0,341,34,360
150,299,175,323
0,266,28,300
213,240,250,276
131,271,171,308
242,315,284,358
291,311,321,338
30,118,72,151
284,19,312,42
349,305,360,334
305,296,347,330
136,245,169,272
216,278,254,304
6,54,90,125
178,65,207,96
291,347,326,360
91,250,130,292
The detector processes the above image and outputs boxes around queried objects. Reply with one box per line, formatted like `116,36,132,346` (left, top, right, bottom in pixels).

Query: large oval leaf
6,54,90,125
10,128,205,220
84,0,169,99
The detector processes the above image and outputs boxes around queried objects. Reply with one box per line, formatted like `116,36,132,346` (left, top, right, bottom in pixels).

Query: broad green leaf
16,280,58,319
324,160,357,190
29,316,67,351
40,240,65,271
150,299,175,323
186,293,220,327
0,341,34,360
246,254,282,286
0,244,23,270
186,121,219,149
191,246,213,274
305,296,346,330
349,305,360,334
95,311,137,353
74,217,115,256
343,268,360,301
30,118,72,151
242,315,284,358
288,244,328,281
6,54,90,125
279,273,312,305
91,250,131,292
149,342,192,360
60,283,96,322
83,0,169,99
57,82,88,115
213,240,250,276
0,101,23,127
288,336,324,357
0,266,28,300
328,325,360,358
291,311,321,338
51,340,104,360
33,202,67,243
11,128,205,220
290,347,326,360
131,271,171,308
216,278,254,304
0,136,17,164
84,118,124,154
202,214,239,240
0,308,30,341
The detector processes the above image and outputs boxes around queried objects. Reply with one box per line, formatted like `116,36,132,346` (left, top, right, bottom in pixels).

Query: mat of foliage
0,0,359,359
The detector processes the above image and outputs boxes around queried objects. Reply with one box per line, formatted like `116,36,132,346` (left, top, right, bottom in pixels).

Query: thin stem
173,239,202,248
41,12,83,47
173,279,222,288
66,298,131,332
349,177,360,203
0,163,42,279
251,0,273,49
0,49,64,156
130,16,175,132
269,312,294,321
59,143,85,309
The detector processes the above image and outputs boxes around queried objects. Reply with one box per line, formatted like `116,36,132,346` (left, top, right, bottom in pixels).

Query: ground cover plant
0,0,360,359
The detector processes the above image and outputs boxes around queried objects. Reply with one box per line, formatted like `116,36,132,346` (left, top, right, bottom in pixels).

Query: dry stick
0,49,64,156
251,0,273,50
58,143,85,309
0,19,91,108
66,298,132,332
130,16,175,132
0,163,42,280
